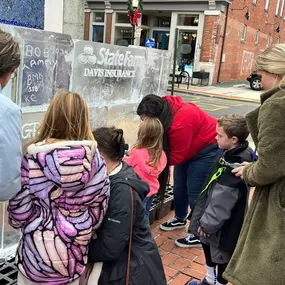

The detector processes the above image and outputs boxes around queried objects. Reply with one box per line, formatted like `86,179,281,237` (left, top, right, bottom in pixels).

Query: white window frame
281,0,285,16
276,0,281,15
111,11,133,45
241,25,247,42
91,11,106,43
255,29,260,45
265,0,270,11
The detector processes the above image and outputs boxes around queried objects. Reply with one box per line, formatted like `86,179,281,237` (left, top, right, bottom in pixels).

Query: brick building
84,0,285,84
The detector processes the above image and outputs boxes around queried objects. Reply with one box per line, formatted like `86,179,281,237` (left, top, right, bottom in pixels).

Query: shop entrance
152,30,170,50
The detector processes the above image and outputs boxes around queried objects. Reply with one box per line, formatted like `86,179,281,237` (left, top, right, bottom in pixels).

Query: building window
92,11,105,43
255,29,260,45
116,13,130,24
277,37,281,43
241,25,247,42
141,14,149,26
265,0,270,11
115,27,133,46
177,15,199,26
267,34,271,47
153,17,171,28
93,12,105,23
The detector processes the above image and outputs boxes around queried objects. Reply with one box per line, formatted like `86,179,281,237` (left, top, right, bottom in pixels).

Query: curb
167,88,260,104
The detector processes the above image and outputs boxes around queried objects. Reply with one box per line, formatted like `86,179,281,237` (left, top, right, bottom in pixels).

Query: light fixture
245,11,250,20
276,26,280,33
193,17,199,25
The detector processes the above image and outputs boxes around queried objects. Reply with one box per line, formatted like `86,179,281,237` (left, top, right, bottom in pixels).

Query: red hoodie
163,96,217,166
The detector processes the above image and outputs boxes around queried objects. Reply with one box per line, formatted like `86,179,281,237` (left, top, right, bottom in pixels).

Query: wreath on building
127,0,143,26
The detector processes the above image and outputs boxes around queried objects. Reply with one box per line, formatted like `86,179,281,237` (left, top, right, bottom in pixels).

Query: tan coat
224,87,285,285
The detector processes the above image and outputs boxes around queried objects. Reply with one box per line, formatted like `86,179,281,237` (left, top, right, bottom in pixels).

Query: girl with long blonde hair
124,117,167,226
8,90,110,285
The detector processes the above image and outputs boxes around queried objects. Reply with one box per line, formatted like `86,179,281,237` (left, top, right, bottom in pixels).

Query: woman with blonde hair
224,44,285,284
8,90,110,285
124,118,167,227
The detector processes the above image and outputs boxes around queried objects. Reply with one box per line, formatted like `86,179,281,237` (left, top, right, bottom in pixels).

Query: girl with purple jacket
8,91,110,285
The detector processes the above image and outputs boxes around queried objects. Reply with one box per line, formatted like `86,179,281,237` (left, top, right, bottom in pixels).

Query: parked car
247,71,262,90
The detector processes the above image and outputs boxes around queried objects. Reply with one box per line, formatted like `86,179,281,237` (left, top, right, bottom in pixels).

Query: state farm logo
77,45,144,67
78,46,97,64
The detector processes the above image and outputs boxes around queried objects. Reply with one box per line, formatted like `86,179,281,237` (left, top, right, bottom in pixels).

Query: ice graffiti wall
0,23,171,263
0,0,44,29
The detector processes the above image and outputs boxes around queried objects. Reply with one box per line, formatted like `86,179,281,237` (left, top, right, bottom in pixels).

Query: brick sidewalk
151,212,205,285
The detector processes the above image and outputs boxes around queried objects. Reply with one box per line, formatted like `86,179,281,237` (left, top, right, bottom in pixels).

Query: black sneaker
160,217,186,231
175,233,202,248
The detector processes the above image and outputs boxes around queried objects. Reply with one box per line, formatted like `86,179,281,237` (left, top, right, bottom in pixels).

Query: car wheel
250,78,262,90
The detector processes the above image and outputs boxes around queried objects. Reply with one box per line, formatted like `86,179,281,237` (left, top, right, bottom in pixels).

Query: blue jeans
143,196,153,227
174,143,221,221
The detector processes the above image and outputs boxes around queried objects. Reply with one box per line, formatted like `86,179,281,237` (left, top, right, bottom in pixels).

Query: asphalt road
177,92,259,118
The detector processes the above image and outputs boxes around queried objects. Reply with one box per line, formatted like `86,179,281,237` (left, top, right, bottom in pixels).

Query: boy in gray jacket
188,115,253,285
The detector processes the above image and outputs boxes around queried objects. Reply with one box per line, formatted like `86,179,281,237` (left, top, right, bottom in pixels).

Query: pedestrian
0,28,22,200
86,127,167,285
137,94,220,247
224,44,285,284
188,115,253,285
8,91,110,285
123,117,167,227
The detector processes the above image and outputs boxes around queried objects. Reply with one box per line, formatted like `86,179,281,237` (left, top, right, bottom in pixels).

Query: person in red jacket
137,94,220,247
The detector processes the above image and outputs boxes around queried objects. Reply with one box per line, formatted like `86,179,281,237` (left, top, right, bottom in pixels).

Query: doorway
152,30,170,50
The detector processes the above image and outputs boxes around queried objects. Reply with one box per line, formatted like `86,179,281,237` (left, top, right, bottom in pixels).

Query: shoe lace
166,216,179,224
185,233,195,241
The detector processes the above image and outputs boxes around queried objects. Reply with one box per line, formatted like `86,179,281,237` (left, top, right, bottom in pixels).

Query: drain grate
0,258,17,285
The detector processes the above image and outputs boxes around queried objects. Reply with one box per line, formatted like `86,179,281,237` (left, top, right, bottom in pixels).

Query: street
177,92,259,118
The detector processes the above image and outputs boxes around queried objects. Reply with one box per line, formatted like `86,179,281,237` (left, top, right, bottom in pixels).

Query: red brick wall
84,12,91,40
217,0,285,82
105,13,113,44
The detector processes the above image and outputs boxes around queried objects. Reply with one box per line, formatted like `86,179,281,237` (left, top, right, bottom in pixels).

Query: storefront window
115,27,133,46
153,17,171,28
176,31,197,66
141,15,149,26
93,12,105,23
177,15,199,26
116,13,130,24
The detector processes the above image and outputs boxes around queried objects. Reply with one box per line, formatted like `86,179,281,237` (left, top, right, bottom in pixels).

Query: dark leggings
201,242,228,284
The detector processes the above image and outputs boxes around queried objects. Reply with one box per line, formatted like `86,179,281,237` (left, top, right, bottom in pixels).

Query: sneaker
175,233,202,248
189,278,212,285
159,217,186,231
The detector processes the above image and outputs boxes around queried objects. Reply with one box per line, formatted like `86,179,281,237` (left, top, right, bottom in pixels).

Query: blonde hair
256,44,285,88
134,118,164,168
25,90,95,152
0,29,20,77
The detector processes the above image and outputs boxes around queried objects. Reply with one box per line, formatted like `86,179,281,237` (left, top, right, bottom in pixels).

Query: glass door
92,25,104,43
152,30,170,50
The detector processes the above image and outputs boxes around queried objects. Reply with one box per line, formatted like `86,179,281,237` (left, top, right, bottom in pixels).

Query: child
124,117,167,227
188,115,253,285
8,91,110,285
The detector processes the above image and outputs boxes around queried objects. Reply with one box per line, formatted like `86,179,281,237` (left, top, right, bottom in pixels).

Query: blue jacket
0,91,21,200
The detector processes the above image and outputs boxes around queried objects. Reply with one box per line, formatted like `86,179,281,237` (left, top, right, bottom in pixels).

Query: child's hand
232,162,248,179
198,227,210,238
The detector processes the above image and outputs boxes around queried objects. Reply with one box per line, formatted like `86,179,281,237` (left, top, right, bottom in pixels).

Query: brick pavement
151,212,205,285
153,188,255,284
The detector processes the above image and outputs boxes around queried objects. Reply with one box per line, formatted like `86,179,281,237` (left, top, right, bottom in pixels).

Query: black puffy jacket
189,141,253,252
88,162,167,285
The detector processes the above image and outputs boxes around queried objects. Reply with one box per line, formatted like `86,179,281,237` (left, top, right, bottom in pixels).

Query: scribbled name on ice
84,68,136,79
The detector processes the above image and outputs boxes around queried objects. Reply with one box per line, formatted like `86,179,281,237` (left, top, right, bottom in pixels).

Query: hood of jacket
27,140,98,192
110,162,150,200
223,141,254,163
162,95,184,115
